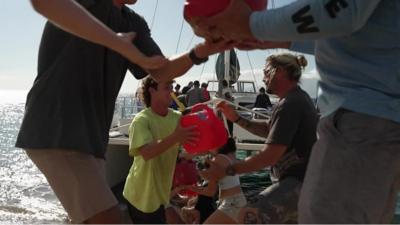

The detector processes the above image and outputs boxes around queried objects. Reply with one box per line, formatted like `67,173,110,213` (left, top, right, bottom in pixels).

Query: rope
149,0,159,30
175,17,185,53
198,61,206,81
186,33,195,50
246,51,260,89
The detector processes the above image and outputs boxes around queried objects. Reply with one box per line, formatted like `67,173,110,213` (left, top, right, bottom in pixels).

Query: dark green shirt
267,86,318,181
16,0,162,158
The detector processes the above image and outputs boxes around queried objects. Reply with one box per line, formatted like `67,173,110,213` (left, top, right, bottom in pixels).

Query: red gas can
180,104,228,154
172,159,198,197
184,0,268,20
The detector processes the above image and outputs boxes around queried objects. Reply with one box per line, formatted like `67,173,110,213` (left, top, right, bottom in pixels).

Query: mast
217,50,231,98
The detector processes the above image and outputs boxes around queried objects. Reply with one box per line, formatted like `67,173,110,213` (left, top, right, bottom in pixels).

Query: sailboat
105,0,278,189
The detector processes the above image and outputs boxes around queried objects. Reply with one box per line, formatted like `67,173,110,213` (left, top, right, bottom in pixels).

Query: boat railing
111,98,269,131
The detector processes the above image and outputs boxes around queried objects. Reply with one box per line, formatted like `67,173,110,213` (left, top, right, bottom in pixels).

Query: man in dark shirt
254,87,272,109
17,0,230,223
181,81,194,95
201,53,318,223
186,80,203,107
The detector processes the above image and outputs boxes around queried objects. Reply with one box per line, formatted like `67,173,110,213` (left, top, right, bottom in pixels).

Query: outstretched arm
201,0,382,41
149,40,235,82
250,0,382,41
235,116,269,138
233,143,286,174
30,0,167,69
138,123,198,161
217,101,269,138
199,143,287,182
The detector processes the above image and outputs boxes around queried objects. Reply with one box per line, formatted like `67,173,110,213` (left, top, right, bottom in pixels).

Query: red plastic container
172,160,198,197
184,0,268,20
180,104,228,154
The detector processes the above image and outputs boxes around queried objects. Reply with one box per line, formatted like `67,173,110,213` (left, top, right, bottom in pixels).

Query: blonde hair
266,53,308,81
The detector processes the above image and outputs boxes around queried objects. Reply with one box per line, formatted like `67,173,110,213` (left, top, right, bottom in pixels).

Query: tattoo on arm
236,117,269,138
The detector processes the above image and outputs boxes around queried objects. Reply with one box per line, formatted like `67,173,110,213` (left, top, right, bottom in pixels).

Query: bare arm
138,124,198,161
31,0,130,55
217,101,269,138
199,143,286,182
149,40,235,82
138,135,180,161
234,144,287,174
235,116,269,138
30,0,166,69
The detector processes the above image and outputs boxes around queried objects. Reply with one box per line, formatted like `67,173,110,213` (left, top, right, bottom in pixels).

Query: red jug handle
190,103,210,113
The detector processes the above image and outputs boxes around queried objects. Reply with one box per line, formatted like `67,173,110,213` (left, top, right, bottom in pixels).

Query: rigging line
149,0,159,30
246,51,260,89
186,33,195,51
175,17,185,53
198,60,206,81
212,54,218,81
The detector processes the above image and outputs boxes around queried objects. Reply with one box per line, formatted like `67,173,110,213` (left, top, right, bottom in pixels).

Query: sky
0,0,319,97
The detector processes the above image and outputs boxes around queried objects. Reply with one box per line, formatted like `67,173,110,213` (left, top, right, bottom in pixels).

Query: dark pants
127,203,166,224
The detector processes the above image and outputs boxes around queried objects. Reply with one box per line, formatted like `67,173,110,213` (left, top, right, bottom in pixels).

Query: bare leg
166,206,184,224
84,205,123,224
204,210,237,224
238,207,261,224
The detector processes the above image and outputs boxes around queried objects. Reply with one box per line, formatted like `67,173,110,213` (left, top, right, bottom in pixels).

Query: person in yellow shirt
123,76,198,224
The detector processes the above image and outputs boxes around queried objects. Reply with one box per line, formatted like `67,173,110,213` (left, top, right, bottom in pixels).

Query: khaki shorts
25,149,118,223
299,109,400,223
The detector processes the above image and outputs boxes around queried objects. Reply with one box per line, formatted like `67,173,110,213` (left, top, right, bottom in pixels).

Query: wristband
189,48,209,65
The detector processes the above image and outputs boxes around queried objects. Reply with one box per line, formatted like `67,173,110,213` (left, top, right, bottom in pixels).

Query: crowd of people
17,0,399,224
170,80,211,110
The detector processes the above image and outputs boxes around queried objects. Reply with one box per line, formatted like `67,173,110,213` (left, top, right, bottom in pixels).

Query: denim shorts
218,193,247,222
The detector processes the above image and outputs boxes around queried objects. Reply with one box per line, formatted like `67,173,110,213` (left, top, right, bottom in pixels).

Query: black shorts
127,203,166,224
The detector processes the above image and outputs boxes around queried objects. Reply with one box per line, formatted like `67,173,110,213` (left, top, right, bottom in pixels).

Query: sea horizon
0,90,28,104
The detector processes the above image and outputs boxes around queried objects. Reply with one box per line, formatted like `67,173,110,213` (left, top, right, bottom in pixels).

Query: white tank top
217,154,241,190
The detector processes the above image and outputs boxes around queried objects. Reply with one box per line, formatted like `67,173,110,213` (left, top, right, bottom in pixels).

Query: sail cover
215,49,240,84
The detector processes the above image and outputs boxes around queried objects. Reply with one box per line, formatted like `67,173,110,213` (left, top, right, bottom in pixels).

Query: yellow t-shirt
123,108,181,213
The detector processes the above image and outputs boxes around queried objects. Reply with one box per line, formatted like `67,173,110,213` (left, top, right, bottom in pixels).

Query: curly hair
141,76,158,107
266,53,308,82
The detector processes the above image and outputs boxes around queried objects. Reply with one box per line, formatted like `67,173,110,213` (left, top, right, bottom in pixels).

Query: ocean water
0,103,68,223
0,91,399,223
